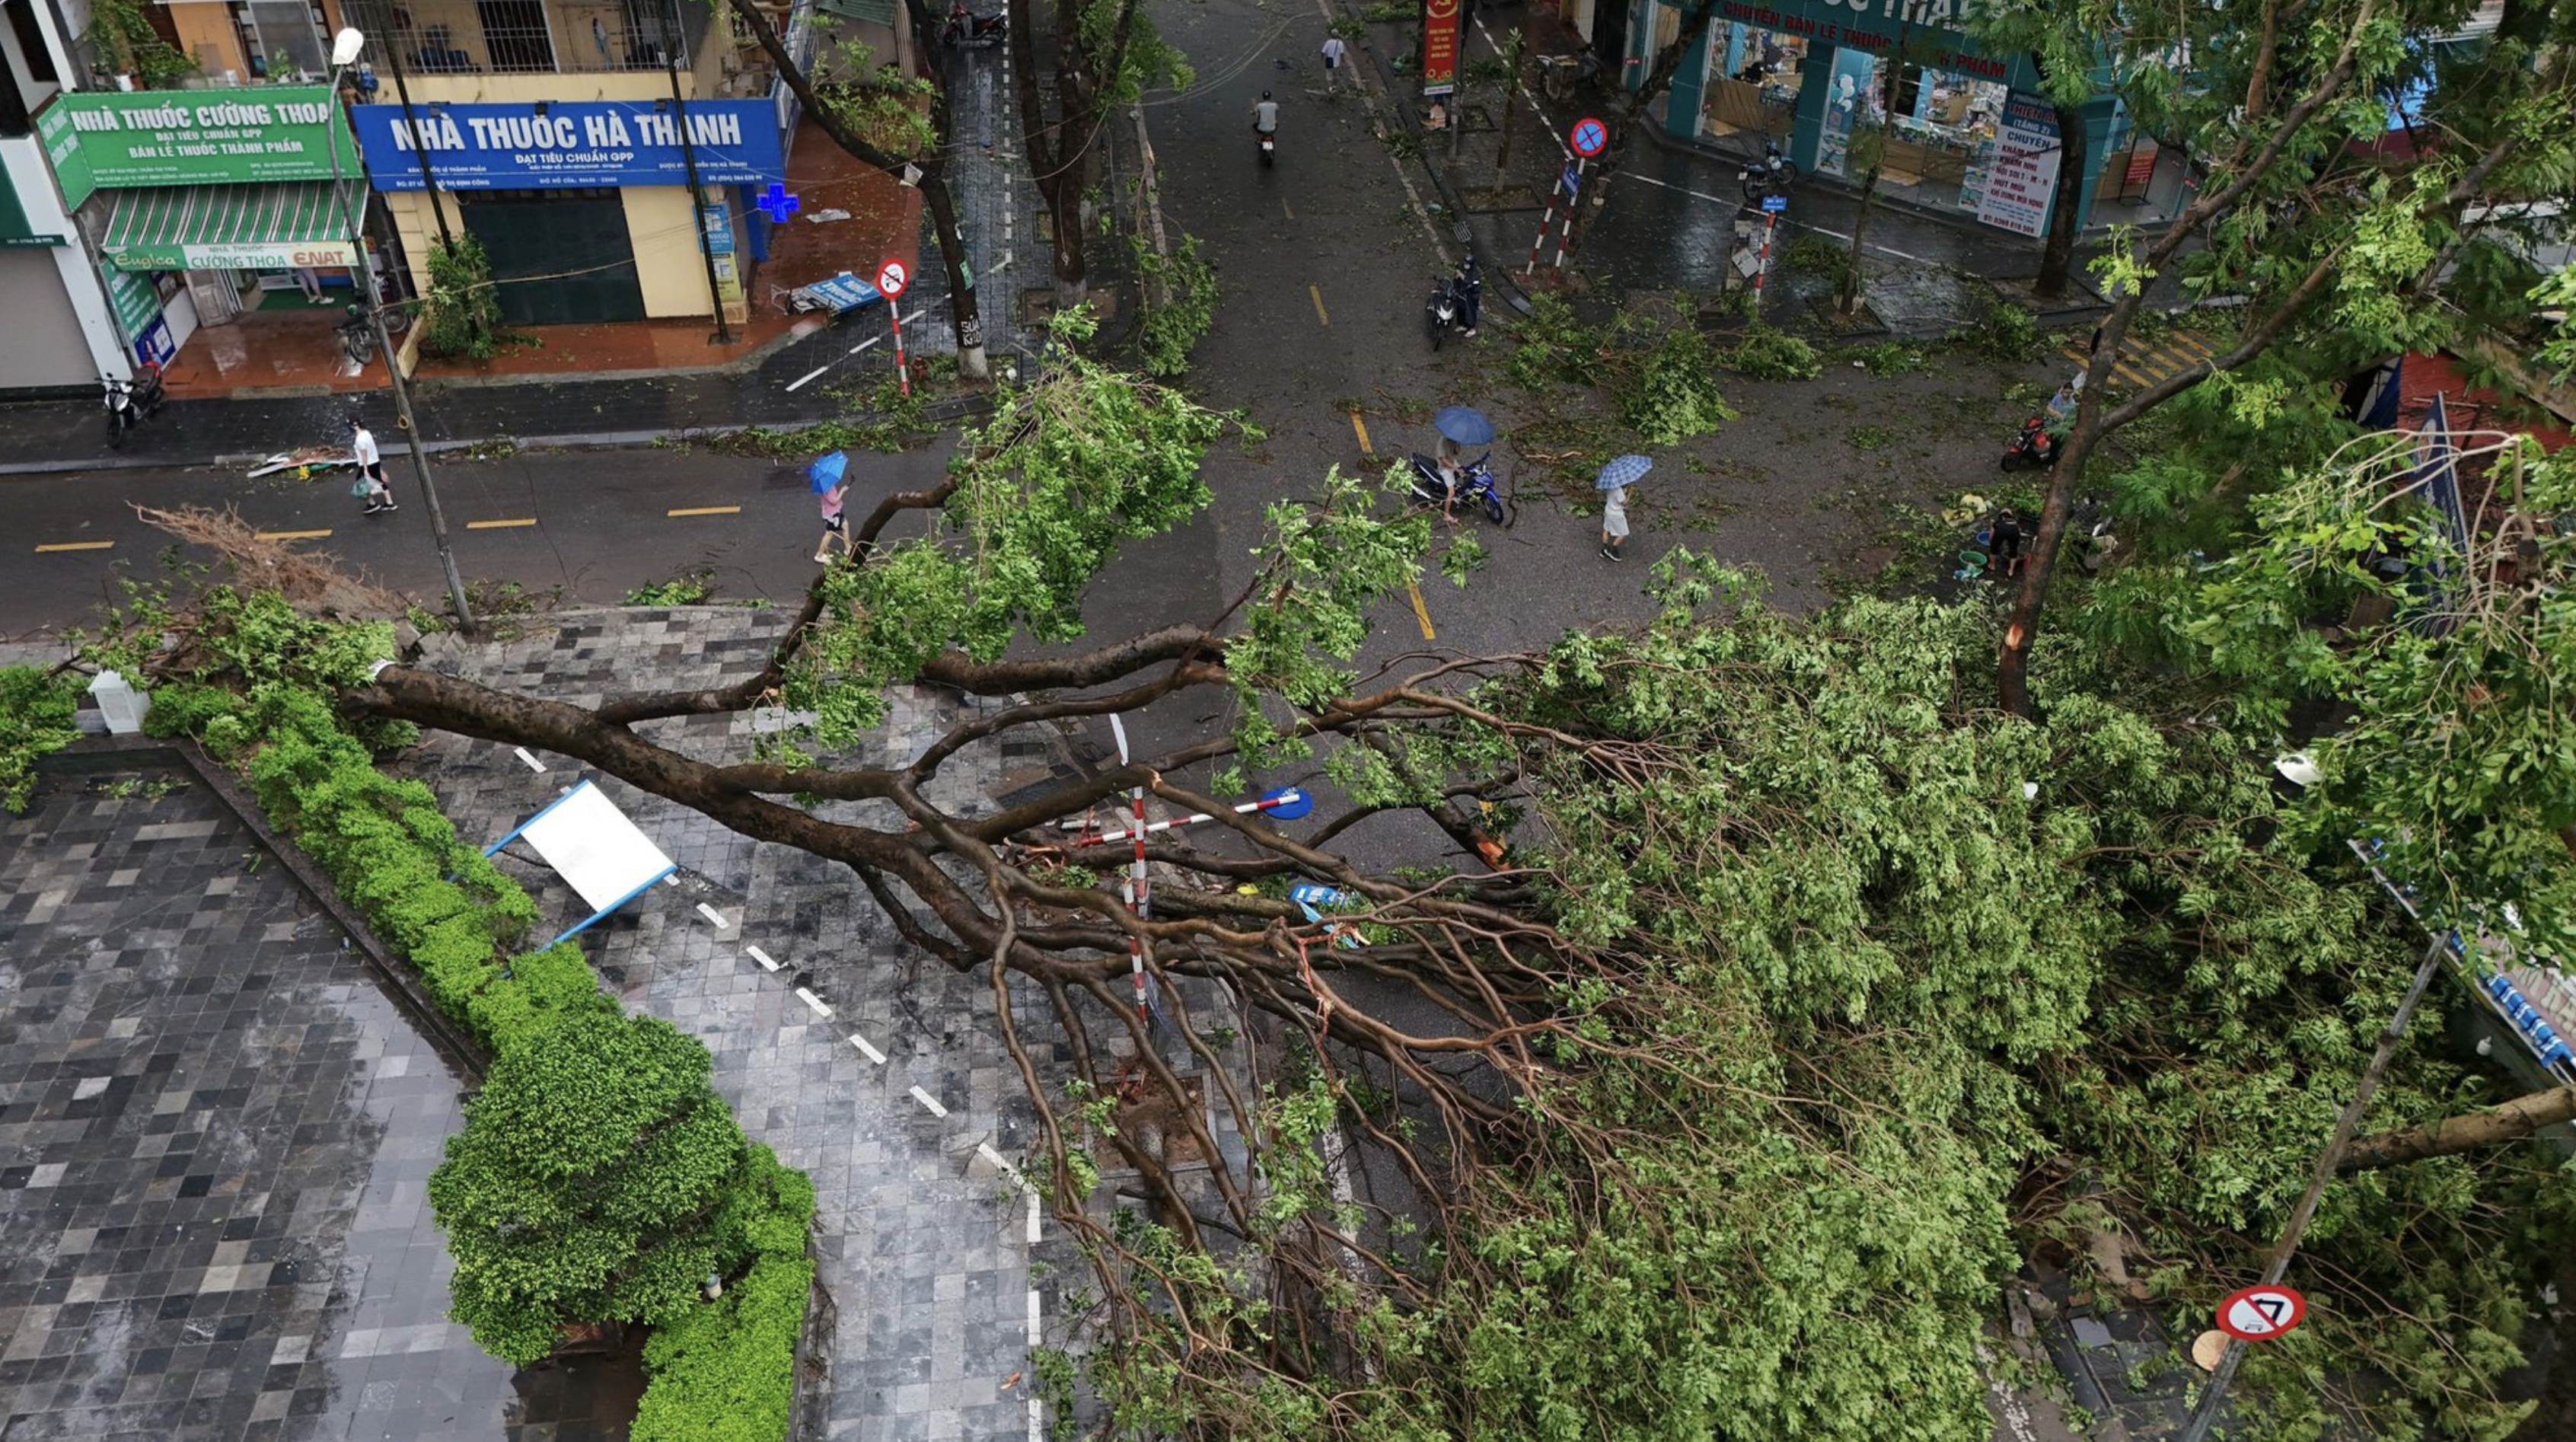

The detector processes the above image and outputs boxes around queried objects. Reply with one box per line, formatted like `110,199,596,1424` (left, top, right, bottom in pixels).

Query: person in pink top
815,481,850,563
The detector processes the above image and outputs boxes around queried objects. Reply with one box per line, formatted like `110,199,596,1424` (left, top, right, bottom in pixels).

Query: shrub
1717,327,1824,381
1781,234,1851,279
0,665,82,813
418,234,515,362
1618,324,1739,446
1508,293,1613,391
1953,295,2042,362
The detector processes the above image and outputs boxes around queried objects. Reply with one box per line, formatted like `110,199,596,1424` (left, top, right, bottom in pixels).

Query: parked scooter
1424,273,1469,349
1739,139,1797,202
1406,451,1506,525
102,361,164,449
942,2,1006,48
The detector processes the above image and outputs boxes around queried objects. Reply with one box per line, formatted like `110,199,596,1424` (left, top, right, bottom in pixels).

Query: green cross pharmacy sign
39,88,360,210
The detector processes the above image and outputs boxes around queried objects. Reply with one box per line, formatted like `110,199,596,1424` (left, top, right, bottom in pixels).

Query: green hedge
145,667,811,1439
0,665,82,813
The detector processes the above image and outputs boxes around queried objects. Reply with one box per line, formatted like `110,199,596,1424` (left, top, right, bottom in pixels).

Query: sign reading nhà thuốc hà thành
38,88,359,209
349,100,785,191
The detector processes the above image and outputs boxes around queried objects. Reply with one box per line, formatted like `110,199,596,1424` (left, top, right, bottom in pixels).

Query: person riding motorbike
1253,91,1280,139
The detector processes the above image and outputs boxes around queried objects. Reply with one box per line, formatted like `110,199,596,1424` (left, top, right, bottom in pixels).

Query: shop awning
100,182,362,273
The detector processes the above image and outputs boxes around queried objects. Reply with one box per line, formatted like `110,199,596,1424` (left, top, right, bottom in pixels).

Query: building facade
0,0,145,392
1641,0,2145,239
336,0,816,328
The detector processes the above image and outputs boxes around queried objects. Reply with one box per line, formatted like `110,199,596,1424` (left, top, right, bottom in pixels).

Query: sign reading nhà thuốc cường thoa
349,100,785,191
38,88,361,209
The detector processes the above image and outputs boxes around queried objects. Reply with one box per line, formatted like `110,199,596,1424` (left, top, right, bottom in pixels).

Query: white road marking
512,747,545,772
795,987,833,1019
696,902,731,929
908,1085,950,1118
745,944,779,971
850,1032,888,1064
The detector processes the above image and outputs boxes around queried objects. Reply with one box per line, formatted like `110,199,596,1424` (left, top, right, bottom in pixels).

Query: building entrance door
458,189,646,325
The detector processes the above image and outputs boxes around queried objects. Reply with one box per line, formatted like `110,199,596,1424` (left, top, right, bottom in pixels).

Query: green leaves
0,665,81,813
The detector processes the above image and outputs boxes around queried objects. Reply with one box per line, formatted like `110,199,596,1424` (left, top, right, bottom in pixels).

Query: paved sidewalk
403,608,1106,1442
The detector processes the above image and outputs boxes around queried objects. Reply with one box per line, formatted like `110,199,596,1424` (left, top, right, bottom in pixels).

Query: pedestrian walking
1595,454,1650,561
351,416,394,514
1319,35,1346,90
815,481,851,563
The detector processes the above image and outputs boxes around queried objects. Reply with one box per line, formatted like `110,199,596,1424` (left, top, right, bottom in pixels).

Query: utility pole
329,30,474,633
378,43,455,249
667,52,735,345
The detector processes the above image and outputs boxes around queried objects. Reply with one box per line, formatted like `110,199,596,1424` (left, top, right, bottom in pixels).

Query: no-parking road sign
874,257,910,299
2215,1285,2306,1342
1569,116,1609,158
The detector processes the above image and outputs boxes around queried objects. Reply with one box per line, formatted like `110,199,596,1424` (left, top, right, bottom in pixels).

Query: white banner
1975,94,2061,238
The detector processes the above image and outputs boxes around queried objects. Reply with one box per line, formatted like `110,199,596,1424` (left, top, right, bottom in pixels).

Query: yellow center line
34,540,113,553
1350,411,1373,456
1406,582,1436,640
667,505,741,518
1309,284,1329,327
255,528,333,541
467,517,539,529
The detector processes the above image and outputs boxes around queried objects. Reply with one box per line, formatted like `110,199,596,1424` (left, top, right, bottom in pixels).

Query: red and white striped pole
1752,209,1777,305
1524,184,1564,275
1108,715,1148,1021
1078,789,1310,847
888,306,910,397
1547,158,1588,273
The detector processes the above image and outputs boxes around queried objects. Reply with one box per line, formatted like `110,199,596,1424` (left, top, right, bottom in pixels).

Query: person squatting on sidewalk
352,416,395,515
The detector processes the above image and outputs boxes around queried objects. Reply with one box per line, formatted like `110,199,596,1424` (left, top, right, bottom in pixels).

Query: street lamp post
327,25,473,633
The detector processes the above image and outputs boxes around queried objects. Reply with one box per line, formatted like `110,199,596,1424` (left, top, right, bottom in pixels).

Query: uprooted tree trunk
736,0,990,379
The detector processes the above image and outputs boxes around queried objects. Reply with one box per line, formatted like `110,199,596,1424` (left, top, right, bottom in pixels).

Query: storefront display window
1697,22,1804,143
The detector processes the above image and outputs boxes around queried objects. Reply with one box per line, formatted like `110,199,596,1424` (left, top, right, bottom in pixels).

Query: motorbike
1998,413,2061,471
1406,451,1506,525
1425,275,1461,349
942,2,1006,47
101,361,164,449
1255,124,1275,167
1739,139,1797,203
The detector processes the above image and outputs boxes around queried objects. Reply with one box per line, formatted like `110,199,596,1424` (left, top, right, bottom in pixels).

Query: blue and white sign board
349,100,785,191
1760,194,1787,212
483,778,677,943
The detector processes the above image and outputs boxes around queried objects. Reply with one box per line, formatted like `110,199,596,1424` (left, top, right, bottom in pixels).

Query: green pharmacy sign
38,88,360,209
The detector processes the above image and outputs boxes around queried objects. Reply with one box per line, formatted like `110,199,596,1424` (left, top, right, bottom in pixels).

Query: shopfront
1662,0,2126,239
37,87,368,369
348,97,786,328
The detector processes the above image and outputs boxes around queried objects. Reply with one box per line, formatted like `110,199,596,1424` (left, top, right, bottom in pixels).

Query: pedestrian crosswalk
2058,328,2221,393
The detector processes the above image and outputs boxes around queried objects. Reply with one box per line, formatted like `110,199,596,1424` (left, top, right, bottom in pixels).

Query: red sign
1421,0,1460,97
874,258,910,298
2216,1285,2306,1342
1570,116,1608,157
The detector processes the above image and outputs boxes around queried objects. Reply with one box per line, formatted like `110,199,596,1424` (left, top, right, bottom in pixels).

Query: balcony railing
337,0,713,76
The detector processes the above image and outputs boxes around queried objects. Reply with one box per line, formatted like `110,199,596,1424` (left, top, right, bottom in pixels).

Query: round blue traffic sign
1261,787,1315,821
1570,116,1608,158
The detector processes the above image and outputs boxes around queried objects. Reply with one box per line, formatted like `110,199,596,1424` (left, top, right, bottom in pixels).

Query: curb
0,391,999,479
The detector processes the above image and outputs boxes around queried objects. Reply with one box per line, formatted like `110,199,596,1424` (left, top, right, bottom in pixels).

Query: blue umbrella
806,450,848,493
1433,406,1496,446
1596,454,1652,490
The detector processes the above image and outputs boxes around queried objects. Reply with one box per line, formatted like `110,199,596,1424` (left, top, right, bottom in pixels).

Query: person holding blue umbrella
1430,407,1496,517
1596,454,1650,561
808,450,853,563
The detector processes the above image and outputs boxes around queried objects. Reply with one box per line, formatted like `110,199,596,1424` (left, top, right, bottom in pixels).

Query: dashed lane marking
466,517,537,529
1350,411,1373,456
1309,283,1330,327
2058,330,2221,393
849,1032,888,1064
33,541,113,553
254,528,333,541
745,944,780,972
908,1085,950,1118
512,747,546,772
696,902,732,928
1407,582,1436,640
667,506,741,518
795,987,834,1019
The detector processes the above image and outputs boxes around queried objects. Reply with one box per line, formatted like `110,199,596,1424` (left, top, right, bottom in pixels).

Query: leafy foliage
416,234,523,363
84,0,196,88
0,665,82,813
430,1010,802,1364
1615,320,1738,446
788,308,1235,745
1949,294,2042,362
811,38,937,158
1132,233,1220,378
1716,325,1822,381
1781,233,1852,280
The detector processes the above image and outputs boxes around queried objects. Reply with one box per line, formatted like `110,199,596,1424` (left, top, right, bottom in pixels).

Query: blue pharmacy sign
348,100,785,191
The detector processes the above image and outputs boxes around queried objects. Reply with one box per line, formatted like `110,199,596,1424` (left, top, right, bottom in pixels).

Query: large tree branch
2339,1086,2576,1172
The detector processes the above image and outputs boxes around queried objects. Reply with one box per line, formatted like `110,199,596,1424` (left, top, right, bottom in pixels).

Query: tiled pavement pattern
409,609,1130,1442
0,777,640,1441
